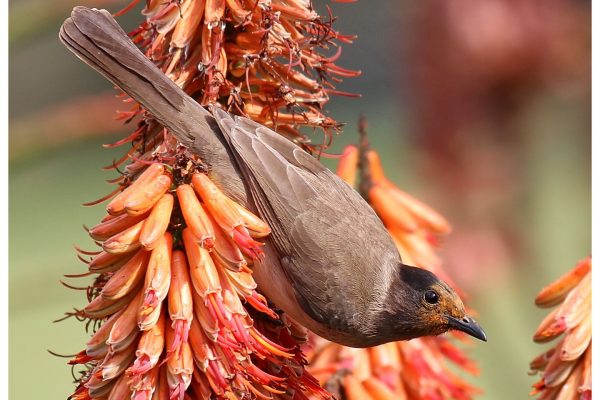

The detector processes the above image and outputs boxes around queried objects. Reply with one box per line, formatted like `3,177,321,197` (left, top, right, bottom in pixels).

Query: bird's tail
59,6,222,155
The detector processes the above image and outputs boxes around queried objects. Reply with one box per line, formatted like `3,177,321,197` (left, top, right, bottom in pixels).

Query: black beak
448,316,487,342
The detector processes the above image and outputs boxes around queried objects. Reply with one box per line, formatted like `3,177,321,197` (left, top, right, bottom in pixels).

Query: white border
591,0,598,393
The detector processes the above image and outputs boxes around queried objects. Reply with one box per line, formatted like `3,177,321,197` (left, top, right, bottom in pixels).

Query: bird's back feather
212,109,402,339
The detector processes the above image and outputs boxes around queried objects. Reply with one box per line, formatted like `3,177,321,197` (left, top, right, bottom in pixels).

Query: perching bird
59,7,486,347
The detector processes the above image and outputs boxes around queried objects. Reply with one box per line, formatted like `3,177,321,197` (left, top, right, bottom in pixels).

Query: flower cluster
530,257,591,400
67,159,331,399
303,141,480,400
116,0,358,151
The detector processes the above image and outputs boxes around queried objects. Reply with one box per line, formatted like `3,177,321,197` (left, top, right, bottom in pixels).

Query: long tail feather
59,6,246,201
60,8,222,159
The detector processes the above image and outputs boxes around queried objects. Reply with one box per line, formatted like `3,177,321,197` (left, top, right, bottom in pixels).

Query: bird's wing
212,108,397,329
211,108,324,250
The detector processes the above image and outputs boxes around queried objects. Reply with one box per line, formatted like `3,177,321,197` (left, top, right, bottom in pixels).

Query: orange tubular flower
530,257,591,400
67,167,331,399
304,141,480,400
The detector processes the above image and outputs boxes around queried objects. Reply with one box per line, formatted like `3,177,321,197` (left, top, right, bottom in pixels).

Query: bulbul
60,7,486,347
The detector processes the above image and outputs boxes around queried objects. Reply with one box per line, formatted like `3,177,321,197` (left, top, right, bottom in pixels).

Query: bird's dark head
381,264,487,342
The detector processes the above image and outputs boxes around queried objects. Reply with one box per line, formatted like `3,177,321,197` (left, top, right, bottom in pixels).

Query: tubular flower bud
140,193,174,250
168,250,194,355
176,184,215,249
102,219,145,254
100,250,150,301
89,212,148,241
128,311,166,377
530,257,591,400
107,163,165,216
138,233,173,331
336,145,360,187
190,174,267,254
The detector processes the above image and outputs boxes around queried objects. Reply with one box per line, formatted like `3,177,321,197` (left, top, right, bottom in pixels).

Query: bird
59,6,486,348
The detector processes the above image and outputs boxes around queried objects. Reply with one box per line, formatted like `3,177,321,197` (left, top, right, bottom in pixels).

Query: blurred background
9,0,590,399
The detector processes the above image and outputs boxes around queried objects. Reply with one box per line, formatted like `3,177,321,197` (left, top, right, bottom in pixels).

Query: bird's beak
448,316,487,342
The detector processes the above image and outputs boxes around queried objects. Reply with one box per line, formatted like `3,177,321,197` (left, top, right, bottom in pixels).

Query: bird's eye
424,290,439,304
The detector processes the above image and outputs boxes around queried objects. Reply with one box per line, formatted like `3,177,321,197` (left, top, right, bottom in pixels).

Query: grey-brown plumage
59,7,486,347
